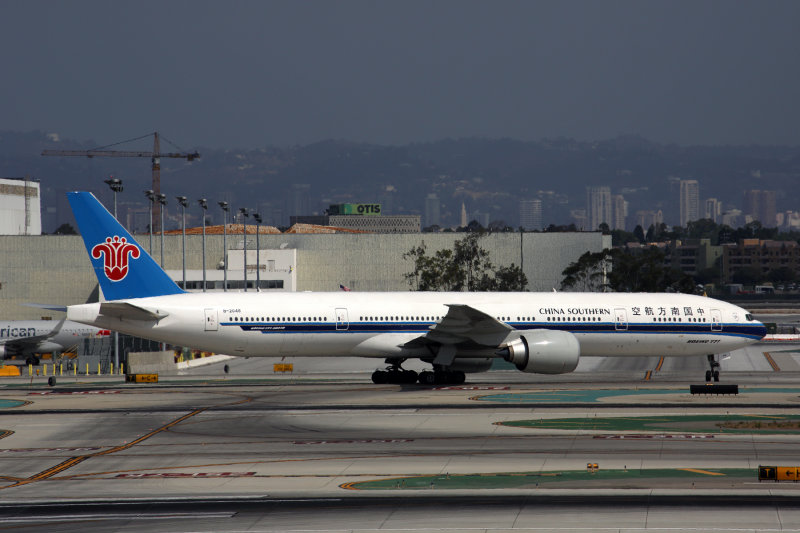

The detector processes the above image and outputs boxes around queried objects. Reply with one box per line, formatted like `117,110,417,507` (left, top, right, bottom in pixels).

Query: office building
519,199,543,231
679,180,699,227
586,186,611,231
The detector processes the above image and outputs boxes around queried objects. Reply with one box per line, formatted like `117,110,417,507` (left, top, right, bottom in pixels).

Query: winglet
67,192,184,301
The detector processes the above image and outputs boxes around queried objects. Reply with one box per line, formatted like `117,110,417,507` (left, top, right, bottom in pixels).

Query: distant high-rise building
611,194,627,230
743,190,777,226
286,184,310,222
704,198,721,223
571,209,588,230
519,199,543,230
460,202,468,227
586,186,611,231
721,209,743,228
635,210,664,233
424,193,440,228
679,179,699,226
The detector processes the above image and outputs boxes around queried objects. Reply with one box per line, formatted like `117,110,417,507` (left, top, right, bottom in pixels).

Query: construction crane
42,132,200,232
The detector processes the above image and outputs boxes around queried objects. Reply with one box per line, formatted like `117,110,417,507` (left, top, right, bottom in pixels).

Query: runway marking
0,396,253,490
764,352,781,371
28,390,121,395
115,472,255,478
655,356,665,372
644,370,652,381
679,468,726,476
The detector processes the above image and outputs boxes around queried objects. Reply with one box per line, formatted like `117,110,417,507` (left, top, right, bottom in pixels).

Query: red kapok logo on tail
91,236,141,282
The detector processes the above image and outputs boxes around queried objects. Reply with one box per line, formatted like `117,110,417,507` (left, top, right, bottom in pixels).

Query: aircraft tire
705,370,712,382
371,370,387,384
451,371,466,385
47,377,56,387
713,370,720,382
403,370,418,384
418,371,436,385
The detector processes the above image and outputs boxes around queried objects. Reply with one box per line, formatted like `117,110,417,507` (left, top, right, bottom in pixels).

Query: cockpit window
745,313,754,321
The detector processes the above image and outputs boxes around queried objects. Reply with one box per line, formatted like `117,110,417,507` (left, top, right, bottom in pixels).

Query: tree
404,234,528,291
560,250,611,291
561,246,696,293
633,225,645,243
54,223,77,235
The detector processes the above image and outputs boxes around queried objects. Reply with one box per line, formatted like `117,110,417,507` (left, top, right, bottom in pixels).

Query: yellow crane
42,132,200,232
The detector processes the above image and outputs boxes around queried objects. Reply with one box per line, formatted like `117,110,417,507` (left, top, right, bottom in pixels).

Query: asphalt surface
0,345,798,531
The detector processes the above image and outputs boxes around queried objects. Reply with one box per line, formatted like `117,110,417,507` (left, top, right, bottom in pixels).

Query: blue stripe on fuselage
219,321,764,340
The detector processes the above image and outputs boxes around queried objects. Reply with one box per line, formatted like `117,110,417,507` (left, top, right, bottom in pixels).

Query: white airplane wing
405,304,513,348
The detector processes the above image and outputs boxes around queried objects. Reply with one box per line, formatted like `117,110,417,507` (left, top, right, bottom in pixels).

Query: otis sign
91,236,140,282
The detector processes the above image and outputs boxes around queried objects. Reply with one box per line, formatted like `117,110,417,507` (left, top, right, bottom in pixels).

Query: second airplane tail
67,191,185,301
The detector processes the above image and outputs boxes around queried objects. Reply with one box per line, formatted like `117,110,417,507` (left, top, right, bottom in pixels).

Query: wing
404,304,513,348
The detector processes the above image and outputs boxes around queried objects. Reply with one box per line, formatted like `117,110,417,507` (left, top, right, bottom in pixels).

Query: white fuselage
67,291,765,359
0,320,107,355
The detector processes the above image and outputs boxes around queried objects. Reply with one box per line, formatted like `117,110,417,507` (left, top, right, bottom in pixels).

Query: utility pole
157,194,167,267
198,199,208,292
240,208,249,292
219,202,229,292
105,177,123,373
253,213,262,291
176,196,188,289
144,190,154,254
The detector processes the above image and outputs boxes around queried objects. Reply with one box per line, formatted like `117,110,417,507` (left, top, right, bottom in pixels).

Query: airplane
0,318,109,365
65,191,767,385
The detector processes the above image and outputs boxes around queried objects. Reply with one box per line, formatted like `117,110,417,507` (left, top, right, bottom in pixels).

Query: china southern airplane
65,192,766,385
0,318,108,365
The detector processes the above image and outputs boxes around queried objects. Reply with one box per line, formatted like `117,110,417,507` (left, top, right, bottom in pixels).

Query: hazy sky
2,0,799,148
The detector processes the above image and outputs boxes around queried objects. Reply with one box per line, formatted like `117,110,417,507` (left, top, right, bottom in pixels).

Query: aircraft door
614,308,628,331
204,308,218,331
710,309,722,332
335,308,349,331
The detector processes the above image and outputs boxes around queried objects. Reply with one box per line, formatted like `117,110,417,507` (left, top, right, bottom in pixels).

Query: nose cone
755,320,768,340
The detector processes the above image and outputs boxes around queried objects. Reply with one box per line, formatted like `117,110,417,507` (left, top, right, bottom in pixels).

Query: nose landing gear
705,354,720,382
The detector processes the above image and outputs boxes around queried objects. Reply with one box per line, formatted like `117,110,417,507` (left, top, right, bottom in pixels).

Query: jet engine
498,329,580,374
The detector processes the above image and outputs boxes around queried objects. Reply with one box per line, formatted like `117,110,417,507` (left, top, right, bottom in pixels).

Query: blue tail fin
68,191,185,300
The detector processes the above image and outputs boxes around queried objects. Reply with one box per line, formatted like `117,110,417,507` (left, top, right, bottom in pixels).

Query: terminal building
291,203,421,233
0,230,609,320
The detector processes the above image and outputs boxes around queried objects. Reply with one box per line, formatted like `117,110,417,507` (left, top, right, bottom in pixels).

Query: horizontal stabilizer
99,302,168,321
23,303,68,312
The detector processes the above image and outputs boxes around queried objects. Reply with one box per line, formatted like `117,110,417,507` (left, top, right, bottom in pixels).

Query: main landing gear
370,360,466,385
371,359,418,384
25,356,40,366
705,354,720,382
417,367,466,386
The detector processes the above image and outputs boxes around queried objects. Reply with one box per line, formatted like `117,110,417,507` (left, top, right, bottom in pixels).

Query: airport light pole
253,213,262,291
157,193,167,267
176,196,188,290
105,176,123,374
198,198,208,292
144,190,155,254
218,201,229,292
239,207,249,292
104,176,123,222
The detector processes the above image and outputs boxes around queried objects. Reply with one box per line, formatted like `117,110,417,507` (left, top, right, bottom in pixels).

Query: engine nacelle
0,346,5,358
448,357,493,374
499,330,580,374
